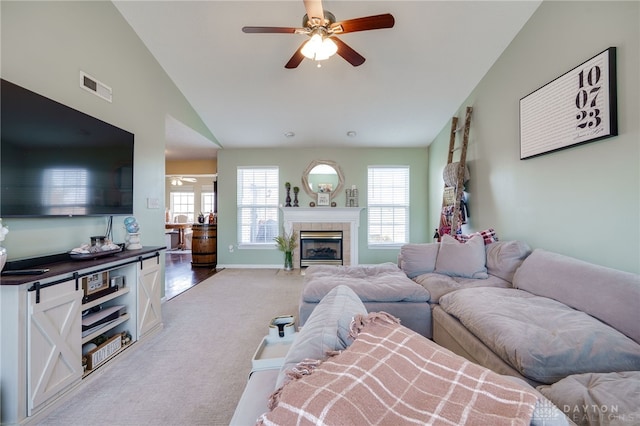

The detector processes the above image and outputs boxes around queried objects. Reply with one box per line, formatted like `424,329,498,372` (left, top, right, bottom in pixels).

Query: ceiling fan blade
303,0,325,24
331,14,395,34
285,43,306,69
242,26,298,34
332,37,365,67
182,177,197,183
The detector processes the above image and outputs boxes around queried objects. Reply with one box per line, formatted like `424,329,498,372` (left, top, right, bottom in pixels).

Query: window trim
367,165,410,248
236,166,280,248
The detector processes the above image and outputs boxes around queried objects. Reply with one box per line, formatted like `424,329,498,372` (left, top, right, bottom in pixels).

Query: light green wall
217,148,429,266
428,1,639,273
1,1,213,271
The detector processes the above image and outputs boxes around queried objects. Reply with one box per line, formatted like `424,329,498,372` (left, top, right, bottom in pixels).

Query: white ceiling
113,0,541,161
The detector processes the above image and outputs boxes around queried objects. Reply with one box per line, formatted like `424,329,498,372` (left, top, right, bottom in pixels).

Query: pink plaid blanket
258,313,538,425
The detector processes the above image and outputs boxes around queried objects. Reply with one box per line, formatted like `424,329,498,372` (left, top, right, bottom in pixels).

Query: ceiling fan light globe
301,34,337,61
319,37,337,59
301,33,323,59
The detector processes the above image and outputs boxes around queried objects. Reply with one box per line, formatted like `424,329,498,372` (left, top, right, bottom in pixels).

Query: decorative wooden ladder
440,106,473,237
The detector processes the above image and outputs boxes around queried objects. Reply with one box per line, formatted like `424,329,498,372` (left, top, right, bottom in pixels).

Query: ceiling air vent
80,71,112,102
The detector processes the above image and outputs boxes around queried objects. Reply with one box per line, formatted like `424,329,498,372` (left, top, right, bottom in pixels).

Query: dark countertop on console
1,246,165,286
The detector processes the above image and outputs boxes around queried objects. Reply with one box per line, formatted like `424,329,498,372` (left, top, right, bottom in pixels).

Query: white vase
0,247,6,272
126,233,142,250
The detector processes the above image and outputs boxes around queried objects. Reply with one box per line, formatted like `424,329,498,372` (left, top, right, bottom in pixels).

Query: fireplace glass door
300,231,343,267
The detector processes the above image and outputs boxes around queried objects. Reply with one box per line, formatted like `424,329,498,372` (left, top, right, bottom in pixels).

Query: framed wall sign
520,47,617,160
317,192,330,206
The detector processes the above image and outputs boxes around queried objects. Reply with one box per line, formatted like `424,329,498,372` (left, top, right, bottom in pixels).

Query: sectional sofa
232,285,570,425
233,235,640,425
401,235,640,425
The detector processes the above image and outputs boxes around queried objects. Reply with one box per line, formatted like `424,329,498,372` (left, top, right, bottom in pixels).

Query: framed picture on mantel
317,192,330,206
519,47,617,160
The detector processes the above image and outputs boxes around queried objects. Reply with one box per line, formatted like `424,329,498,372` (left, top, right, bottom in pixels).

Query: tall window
170,192,194,222
367,166,410,246
237,167,279,246
201,184,215,214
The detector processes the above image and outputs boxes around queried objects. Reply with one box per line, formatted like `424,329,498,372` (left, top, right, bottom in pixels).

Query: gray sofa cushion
302,263,430,303
413,272,510,303
485,240,531,282
399,242,439,278
514,249,640,344
537,371,640,426
275,285,367,389
434,234,488,279
502,376,570,426
439,287,640,384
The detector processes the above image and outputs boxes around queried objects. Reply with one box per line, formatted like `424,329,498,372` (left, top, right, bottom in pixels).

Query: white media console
0,246,164,424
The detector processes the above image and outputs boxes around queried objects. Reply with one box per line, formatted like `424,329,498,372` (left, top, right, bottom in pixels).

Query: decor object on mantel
285,182,292,207
345,186,358,207
274,228,298,271
0,218,8,272
293,186,299,207
301,159,345,202
317,192,330,206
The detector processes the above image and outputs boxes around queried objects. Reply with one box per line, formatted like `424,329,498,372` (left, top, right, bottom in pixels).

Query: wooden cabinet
0,247,164,425
137,257,162,338
28,279,83,415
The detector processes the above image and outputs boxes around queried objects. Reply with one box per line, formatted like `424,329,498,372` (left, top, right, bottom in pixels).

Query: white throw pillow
435,234,488,279
399,243,440,278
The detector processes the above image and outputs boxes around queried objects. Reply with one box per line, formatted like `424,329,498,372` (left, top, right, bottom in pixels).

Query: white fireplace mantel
281,207,364,266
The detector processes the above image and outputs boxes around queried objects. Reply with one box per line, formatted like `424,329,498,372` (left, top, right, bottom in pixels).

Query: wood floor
164,250,218,300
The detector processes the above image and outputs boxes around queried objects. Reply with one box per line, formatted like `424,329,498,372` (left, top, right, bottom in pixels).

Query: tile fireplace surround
281,207,364,268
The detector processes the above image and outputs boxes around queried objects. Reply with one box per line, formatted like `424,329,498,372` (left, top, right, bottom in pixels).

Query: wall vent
80,71,112,102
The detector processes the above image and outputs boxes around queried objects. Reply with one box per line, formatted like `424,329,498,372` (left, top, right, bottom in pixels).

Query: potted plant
274,228,298,271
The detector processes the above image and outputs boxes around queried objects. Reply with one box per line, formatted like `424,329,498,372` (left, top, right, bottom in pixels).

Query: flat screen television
1,79,134,217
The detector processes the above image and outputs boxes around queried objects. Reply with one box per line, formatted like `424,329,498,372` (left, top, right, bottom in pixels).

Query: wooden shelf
82,342,133,378
82,286,130,310
82,314,130,344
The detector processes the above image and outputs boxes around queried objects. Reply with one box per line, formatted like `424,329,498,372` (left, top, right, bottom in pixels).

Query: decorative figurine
285,182,292,207
293,186,300,207
124,217,142,250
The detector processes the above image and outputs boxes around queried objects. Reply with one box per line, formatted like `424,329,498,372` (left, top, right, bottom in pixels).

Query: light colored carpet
36,268,303,426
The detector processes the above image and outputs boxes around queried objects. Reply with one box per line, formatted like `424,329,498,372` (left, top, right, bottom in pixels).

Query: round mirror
301,160,345,201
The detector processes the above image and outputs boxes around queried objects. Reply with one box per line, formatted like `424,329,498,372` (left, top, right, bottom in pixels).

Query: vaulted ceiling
113,1,541,160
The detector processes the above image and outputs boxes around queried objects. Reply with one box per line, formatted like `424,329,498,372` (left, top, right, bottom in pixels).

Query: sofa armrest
229,369,279,425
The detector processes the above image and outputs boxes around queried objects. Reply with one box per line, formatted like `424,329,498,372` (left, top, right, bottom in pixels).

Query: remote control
1,269,50,276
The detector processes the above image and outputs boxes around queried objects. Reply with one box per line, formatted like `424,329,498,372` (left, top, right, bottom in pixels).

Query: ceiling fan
242,0,394,69
168,176,197,186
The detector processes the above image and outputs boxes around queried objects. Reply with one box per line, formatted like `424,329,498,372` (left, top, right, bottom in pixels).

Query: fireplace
281,207,363,267
300,231,343,267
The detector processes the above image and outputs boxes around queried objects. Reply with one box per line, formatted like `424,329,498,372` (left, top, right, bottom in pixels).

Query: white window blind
237,167,279,245
367,166,410,246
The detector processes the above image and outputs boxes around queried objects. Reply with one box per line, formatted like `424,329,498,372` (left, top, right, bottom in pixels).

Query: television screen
1,79,134,217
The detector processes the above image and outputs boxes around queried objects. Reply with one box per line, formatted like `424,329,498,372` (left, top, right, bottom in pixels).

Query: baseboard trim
217,264,287,269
